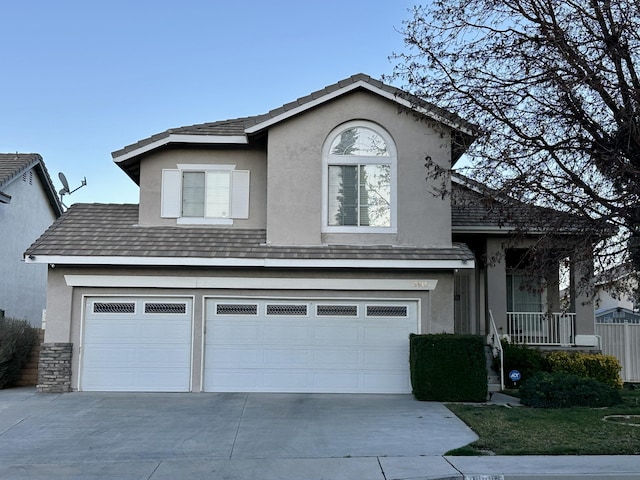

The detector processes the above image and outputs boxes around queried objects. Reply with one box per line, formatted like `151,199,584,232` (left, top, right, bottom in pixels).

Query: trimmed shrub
494,342,547,387
410,333,487,402
520,371,622,408
0,317,38,389
546,351,623,389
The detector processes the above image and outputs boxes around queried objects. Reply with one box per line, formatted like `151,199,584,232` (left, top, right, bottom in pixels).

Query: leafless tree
388,0,640,295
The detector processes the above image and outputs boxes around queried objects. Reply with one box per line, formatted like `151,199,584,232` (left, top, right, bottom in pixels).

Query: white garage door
81,297,192,392
204,299,418,393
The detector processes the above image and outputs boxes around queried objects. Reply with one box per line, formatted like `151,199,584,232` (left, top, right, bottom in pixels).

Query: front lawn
446,389,640,455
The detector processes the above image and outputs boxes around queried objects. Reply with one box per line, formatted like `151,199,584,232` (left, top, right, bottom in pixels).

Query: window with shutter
161,165,250,224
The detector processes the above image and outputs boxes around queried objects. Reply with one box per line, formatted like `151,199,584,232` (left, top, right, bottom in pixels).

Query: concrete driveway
0,387,477,480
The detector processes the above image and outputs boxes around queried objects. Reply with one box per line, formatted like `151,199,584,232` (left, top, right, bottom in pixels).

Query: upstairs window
322,122,397,232
182,171,231,218
161,164,249,224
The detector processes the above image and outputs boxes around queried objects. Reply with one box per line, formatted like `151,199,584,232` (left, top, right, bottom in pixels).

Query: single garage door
81,297,192,392
204,299,418,393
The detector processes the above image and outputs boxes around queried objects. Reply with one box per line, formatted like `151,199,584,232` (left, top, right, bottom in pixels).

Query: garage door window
266,304,308,316
93,302,135,314
144,303,187,314
366,305,408,317
316,305,358,317
216,304,258,315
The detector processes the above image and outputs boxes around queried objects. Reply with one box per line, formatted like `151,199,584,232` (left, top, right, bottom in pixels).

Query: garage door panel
364,326,414,345
211,324,263,342
206,348,263,367
204,298,417,393
313,325,360,344
81,297,192,392
264,324,309,343
264,349,312,366
207,371,261,390
363,373,410,392
262,372,310,390
364,349,409,366
313,372,360,390
82,345,190,365
313,349,361,366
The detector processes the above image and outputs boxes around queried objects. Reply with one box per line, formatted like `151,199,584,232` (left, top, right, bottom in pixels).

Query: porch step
488,374,502,393
485,344,503,393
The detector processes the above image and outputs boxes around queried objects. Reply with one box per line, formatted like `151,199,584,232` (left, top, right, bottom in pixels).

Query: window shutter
161,169,181,218
230,170,250,219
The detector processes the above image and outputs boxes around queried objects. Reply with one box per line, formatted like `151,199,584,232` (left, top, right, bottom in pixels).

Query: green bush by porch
546,351,623,389
519,371,622,408
409,333,487,401
495,344,623,389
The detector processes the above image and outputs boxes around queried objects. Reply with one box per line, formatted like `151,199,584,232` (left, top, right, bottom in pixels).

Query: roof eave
24,254,475,270
112,133,249,164
245,79,477,137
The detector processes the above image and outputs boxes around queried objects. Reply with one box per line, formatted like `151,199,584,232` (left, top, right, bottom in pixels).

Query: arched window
322,121,397,232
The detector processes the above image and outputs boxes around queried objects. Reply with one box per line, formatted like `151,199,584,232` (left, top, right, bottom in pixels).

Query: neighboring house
593,266,640,382
0,154,63,326
25,74,597,394
593,265,639,322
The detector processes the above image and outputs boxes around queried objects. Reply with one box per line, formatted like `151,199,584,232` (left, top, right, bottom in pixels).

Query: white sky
1,1,415,205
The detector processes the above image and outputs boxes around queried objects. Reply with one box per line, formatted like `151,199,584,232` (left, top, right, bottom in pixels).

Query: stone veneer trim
36,343,73,393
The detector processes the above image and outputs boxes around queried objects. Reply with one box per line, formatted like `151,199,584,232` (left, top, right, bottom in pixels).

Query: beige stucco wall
137,147,267,228
45,265,455,391
266,90,453,247
485,237,508,332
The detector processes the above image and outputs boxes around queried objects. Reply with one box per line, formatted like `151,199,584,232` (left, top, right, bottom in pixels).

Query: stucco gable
0,153,63,216
112,74,477,184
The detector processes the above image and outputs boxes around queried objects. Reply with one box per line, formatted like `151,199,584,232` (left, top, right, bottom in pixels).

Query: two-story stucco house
25,74,597,393
0,154,63,326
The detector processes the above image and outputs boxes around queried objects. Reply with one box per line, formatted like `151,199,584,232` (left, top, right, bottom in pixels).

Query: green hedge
0,317,38,389
520,371,622,408
410,333,487,402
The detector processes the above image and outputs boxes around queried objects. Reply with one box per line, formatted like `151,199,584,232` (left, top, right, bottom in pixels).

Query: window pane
330,127,389,156
328,165,358,226
182,172,205,217
359,164,390,227
508,275,543,312
205,171,231,218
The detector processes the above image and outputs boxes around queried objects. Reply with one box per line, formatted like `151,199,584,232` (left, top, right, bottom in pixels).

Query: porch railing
488,310,505,391
507,312,576,346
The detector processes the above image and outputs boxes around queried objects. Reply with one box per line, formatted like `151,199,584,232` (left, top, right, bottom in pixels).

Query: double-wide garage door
81,297,417,393
204,299,417,393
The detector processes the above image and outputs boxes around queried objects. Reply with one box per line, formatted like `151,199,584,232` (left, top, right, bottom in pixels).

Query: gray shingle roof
111,74,478,184
451,176,597,233
25,203,474,265
0,153,63,215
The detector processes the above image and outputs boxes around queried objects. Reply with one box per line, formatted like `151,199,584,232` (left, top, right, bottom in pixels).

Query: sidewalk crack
229,393,249,459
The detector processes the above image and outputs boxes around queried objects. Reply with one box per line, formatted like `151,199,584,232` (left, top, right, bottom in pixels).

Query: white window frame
321,121,397,233
161,164,250,225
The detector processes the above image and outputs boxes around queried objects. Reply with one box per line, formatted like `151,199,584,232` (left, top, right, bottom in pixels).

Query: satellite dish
58,172,70,196
57,172,87,209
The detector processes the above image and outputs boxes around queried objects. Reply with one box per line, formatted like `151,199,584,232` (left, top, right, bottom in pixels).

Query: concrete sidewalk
0,388,638,480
